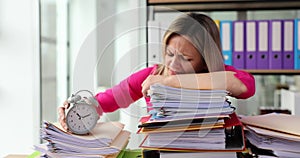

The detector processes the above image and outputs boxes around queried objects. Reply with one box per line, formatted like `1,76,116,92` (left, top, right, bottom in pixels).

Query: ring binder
294,19,300,69
233,21,245,69
245,20,257,69
257,20,270,69
269,20,283,69
283,20,294,69
220,20,233,66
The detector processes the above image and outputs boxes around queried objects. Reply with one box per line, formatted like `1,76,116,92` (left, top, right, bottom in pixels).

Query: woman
58,13,255,130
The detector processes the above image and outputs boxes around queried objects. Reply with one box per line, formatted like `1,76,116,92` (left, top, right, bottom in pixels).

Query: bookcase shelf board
148,0,300,12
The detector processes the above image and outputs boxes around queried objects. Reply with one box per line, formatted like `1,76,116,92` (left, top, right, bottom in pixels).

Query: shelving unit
148,0,300,11
145,3,300,157
245,69,300,75
145,2,300,156
146,0,300,74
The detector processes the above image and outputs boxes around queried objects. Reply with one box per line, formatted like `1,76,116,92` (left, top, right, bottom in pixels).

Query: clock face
66,103,99,135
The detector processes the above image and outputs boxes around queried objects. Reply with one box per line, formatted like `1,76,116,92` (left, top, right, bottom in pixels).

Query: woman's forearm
162,71,247,97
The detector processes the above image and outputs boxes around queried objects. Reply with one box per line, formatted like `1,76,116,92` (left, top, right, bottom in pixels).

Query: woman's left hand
141,75,166,97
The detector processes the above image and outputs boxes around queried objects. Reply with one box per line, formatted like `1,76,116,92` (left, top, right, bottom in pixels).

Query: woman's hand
58,100,70,131
141,75,167,97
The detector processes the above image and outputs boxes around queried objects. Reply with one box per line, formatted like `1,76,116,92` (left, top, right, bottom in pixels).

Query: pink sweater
95,65,255,114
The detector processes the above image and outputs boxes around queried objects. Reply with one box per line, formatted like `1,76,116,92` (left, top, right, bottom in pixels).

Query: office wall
0,0,40,157
68,0,98,93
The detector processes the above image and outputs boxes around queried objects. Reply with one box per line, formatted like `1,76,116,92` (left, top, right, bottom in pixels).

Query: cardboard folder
137,115,228,134
240,113,300,137
139,112,246,152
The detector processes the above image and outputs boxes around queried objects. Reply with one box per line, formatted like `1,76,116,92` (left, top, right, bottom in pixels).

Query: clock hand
82,113,91,119
76,113,82,120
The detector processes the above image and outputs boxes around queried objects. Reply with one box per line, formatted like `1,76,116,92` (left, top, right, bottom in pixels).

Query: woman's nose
169,56,181,70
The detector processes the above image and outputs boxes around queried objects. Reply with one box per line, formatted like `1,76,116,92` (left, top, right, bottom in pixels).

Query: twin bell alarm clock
66,90,99,135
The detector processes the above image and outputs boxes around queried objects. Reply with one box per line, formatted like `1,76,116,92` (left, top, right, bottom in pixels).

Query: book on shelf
34,121,130,158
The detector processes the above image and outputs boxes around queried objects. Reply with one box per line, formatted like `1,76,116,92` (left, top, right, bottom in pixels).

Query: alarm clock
66,90,99,135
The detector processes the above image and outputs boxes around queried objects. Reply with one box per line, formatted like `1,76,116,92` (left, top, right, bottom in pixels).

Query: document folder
139,112,245,152
295,19,300,69
148,21,162,65
283,20,294,69
269,20,283,69
245,20,257,69
214,20,220,29
240,113,300,137
220,21,233,65
233,21,245,69
257,20,270,69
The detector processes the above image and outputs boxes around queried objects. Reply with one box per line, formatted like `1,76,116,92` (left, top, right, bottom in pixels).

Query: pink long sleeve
95,66,156,114
225,65,256,99
95,64,255,115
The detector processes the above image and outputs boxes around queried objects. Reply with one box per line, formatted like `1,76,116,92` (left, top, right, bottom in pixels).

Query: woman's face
164,35,206,75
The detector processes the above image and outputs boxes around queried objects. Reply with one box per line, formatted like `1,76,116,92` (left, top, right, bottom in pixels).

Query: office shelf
146,0,300,75
244,69,300,75
148,0,300,12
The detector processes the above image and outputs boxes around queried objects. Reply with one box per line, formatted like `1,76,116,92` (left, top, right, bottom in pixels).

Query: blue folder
294,19,300,69
220,21,233,66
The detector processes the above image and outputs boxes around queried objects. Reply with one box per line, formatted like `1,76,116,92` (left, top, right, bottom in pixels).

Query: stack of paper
138,84,245,156
34,121,130,158
148,84,235,120
241,113,300,158
145,128,226,150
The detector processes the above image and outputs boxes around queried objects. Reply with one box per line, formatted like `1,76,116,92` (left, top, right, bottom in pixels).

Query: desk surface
4,155,28,158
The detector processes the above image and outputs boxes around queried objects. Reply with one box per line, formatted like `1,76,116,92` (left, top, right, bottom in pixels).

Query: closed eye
180,55,192,61
166,50,174,57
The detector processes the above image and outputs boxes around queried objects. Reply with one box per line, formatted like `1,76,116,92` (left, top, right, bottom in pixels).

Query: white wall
0,0,40,157
113,0,148,149
68,0,98,93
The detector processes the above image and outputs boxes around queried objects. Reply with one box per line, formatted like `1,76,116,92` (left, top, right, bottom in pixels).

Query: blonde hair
156,13,224,75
